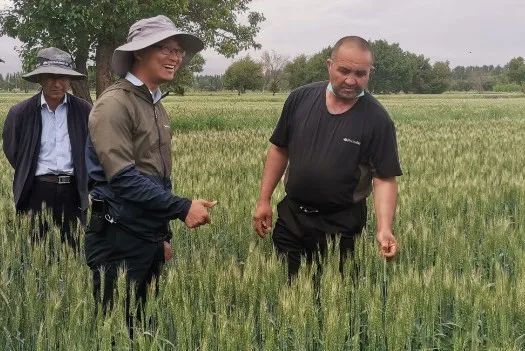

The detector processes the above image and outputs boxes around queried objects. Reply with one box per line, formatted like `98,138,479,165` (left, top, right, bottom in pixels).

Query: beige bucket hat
111,15,204,78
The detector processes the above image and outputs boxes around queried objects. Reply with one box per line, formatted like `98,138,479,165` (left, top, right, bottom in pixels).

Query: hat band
35,60,74,69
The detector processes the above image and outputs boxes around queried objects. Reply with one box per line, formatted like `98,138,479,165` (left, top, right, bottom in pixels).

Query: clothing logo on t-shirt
343,138,361,146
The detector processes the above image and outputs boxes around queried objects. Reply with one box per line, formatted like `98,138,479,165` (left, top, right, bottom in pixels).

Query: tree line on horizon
3,46,523,96
1,0,523,97
211,41,525,95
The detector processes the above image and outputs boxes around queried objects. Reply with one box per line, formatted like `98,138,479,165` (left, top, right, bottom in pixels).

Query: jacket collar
125,72,163,104
108,79,167,104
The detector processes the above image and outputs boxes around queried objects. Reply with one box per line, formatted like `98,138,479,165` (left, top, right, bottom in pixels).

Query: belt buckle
57,175,70,184
299,205,319,214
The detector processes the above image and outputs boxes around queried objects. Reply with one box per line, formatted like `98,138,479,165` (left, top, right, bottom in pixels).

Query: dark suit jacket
2,92,92,216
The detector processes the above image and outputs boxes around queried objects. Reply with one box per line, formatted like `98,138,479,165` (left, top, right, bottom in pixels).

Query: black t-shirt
270,81,402,209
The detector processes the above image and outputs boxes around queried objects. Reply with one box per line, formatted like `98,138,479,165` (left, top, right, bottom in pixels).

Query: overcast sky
1,0,524,76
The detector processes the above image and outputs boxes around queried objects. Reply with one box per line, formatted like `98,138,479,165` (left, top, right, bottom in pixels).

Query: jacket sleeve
2,106,18,168
110,165,191,220
89,96,191,221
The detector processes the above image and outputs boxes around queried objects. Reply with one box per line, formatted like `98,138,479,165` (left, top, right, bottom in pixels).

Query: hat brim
111,31,204,77
22,66,85,83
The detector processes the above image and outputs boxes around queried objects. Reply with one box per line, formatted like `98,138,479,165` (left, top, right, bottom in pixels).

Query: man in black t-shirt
253,36,402,279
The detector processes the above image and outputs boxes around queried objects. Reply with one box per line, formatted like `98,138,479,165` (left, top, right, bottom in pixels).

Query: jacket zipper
153,105,167,179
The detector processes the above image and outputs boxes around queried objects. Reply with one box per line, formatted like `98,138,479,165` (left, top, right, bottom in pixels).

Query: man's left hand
376,230,398,259
164,241,173,261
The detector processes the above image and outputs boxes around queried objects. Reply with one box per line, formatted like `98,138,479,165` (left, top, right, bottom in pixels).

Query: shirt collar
125,72,162,104
40,92,67,110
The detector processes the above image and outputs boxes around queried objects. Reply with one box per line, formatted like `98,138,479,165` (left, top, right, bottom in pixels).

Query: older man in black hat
3,47,91,249
85,15,216,315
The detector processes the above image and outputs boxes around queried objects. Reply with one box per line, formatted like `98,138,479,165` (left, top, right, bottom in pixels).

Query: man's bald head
326,36,374,101
331,36,374,64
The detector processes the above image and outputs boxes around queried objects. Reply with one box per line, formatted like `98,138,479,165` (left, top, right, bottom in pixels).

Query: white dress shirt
35,93,74,176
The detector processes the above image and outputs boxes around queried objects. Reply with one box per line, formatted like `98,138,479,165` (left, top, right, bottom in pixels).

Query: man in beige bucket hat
3,47,91,251
85,15,216,320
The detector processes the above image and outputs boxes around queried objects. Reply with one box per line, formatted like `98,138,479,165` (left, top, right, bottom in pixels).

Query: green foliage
369,40,411,93
450,79,473,91
284,54,308,89
428,61,452,94
0,0,265,96
0,0,265,58
451,65,503,92
492,82,524,92
0,0,93,60
405,53,433,93
370,42,451,94
285,48,331,89
0,72,39,92
284,42,451,94
223,56,264,94
281,40,521,95
305,47,332,83
194,75,224,91
506,57,525,85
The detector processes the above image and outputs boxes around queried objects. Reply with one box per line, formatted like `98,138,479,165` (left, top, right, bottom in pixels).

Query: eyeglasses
152,44,186,58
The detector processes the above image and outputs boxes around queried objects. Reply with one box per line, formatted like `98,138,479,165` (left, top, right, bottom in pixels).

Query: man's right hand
253,200,273,238
184,199,217,229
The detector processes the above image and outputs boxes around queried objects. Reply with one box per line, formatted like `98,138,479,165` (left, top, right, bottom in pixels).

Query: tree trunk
70,47,92,104
95,39,118,98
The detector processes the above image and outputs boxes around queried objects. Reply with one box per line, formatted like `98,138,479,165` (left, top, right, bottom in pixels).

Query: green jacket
86,79,190,240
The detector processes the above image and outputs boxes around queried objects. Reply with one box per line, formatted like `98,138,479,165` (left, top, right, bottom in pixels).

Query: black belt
287,197,351,215
36,174,74,184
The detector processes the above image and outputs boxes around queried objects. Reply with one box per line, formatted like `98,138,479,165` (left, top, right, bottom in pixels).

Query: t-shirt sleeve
369,115,402,178
269,92,295,147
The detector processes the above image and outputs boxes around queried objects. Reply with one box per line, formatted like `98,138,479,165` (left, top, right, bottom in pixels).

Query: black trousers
85,222,165,328
272,196,365,281
24,178,81,251
273,222,359,280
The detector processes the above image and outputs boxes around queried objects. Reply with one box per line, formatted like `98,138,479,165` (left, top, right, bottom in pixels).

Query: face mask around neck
327,82,365,98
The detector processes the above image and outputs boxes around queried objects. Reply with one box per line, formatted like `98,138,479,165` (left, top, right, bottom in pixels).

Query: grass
0,91,524,350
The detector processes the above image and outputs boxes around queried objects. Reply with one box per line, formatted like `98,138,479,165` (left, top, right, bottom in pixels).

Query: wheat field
0,91,524,350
